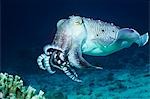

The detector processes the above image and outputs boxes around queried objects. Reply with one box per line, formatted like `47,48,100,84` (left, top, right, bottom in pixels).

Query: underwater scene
1,0,150,99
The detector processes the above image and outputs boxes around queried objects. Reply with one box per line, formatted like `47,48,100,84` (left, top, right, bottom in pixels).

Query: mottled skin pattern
82,18,149,56
37,16,149,82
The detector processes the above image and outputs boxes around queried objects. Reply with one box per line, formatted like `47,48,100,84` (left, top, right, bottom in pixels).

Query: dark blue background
1,0,149,74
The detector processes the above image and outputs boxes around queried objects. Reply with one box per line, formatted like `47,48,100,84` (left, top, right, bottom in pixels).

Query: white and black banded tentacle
48,47,82,82
50,51,62,70
43,56,56,74
68,65,78,77
62,66,82,82
53,51,81,81
43,45,64,55
43,45,53,55
37,45,82,82
37,53,56,74
37,54,47,70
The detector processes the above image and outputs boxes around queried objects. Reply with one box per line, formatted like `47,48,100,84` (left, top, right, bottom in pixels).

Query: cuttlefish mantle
37,15,149,82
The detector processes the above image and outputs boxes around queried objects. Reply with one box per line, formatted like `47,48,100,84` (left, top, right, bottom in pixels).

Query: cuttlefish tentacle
43,45,82,82
37,53,56,74
62,64,82,82
37,54,47,70
43,55,56,74
68,46,103,69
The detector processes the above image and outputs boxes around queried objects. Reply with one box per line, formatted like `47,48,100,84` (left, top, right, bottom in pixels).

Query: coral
0,73,46,99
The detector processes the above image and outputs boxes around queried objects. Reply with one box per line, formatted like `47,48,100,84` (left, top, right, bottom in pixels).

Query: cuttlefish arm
68,44,103,69
38,45,82,82
38,16,102,82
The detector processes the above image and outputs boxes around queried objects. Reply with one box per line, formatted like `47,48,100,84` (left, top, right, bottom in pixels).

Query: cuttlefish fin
117,28,149,48
135,33,149,46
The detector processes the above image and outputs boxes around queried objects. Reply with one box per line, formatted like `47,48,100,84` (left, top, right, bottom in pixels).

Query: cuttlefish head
67,16,87,39
56,15,86,39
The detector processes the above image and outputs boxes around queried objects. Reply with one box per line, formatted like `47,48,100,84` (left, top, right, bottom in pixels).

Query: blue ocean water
1,0,150,98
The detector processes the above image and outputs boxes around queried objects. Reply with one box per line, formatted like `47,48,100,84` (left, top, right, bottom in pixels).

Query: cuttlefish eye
74,19,83,25
69,16,83,25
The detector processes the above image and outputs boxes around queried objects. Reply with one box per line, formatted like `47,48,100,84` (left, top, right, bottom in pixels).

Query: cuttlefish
37,16,149,82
